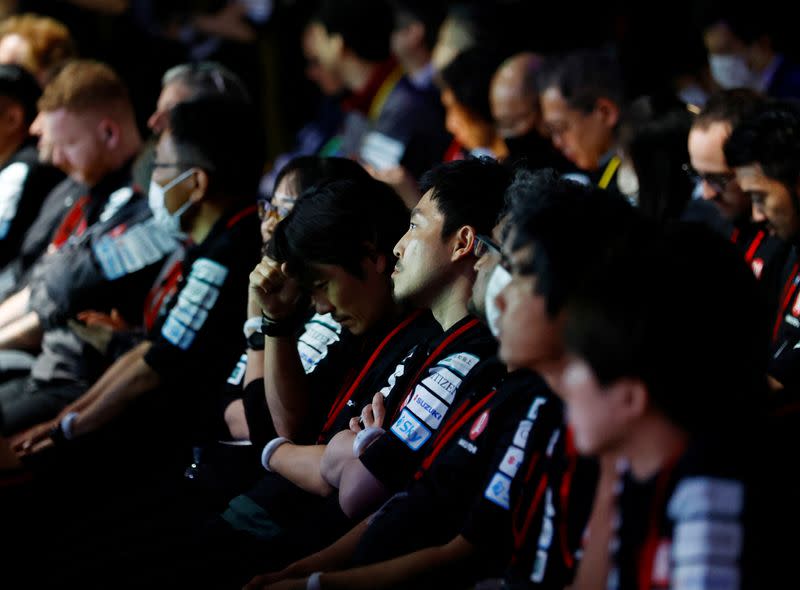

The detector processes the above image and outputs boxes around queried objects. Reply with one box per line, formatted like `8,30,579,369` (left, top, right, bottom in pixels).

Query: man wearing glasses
687,89,783,278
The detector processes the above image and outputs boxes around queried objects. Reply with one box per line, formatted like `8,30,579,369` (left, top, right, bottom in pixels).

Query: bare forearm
71,342,160,437
244,349,265,386
283,519,370,578
315,535,475,590
263,336,310,439
0,287,31,329
269,443,333,496
224,400,250,440
0,311,42,350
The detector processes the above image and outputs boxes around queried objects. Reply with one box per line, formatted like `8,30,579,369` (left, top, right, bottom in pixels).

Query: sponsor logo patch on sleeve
408,385,448,429
513,420,533,448
485,472,512,509
420,367,462,404
227,353,248,385
437,352,481,377
390,408,432,450
498,446,525,478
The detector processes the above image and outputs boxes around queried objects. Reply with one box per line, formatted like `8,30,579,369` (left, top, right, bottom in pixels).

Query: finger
371,393,385,428
361,404,375,429
349,417,362,433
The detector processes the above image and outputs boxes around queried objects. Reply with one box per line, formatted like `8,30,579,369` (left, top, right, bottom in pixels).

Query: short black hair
623,104,695,224
439,46,506,124
169,96,265,199
314,0,393,62
537,48,625,113
271,156,370,198
724,99,800,191
270,177,407,281
564,222,768,436
0,64,41,127
389,0,445,50
694,88,765,129
504,168,640,317
419,157,510,239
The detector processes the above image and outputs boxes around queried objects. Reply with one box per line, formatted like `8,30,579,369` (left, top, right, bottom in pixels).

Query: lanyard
318,309,425,442
744,230,765,264
598,155,621,190
368,65,404,121
143,257,183,331
558,429,579,568
636,451,683,590
413,388,497,480
773,262,800,342
50,195,91,249
390,318,482,424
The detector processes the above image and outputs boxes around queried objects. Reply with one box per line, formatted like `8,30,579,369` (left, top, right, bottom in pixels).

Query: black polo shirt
351,369,541,568
143,203,261,433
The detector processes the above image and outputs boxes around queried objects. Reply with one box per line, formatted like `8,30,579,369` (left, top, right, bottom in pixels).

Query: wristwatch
246,329,265,350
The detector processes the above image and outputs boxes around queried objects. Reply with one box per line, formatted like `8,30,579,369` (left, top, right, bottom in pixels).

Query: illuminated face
558,356,629,456
303,23,344,96
494,241,564,372
37,108,110,185
540,87,615,172
392,189,455,307
307,257,390,335
688,122,750,222
735,163,800,241
491,83,538,139
152,130,197,214
260,174,298,244
441,88,496,150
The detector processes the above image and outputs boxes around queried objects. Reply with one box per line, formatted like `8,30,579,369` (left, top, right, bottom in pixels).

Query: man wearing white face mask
704,12,800,99
0,61,179,435
12,96,263,473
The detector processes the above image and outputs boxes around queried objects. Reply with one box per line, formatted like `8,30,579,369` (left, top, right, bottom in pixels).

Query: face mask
709,54,755,90
485,265,512,337
148,168,196,237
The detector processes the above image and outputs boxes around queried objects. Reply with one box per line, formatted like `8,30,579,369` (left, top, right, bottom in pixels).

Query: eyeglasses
474,234,502,258
682,163,735,194
257,199,293,222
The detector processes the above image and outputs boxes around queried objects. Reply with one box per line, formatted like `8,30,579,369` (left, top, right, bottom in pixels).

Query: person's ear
190,168,209,202
612,377,649,422
451,225,476,262
594,97,620,129
99,119,120,149
362,242,388,274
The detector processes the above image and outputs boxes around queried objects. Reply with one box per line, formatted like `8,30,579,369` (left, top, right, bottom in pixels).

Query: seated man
537,49,626,197
12,95,264,469
0,60,177,432
558,223,781,588
725,100,800,395
0,64,64,269
246,170,640,590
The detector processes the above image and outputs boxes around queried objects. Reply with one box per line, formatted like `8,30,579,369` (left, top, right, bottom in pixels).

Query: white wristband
243,316,263,338
261,436,290,471
306,572,322,590
60,412,79,440
352,427,385,457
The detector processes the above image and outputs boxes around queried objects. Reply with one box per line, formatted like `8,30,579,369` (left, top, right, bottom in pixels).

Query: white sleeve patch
484,472,512,509
99,186,134,222
672,564,740,590
191,257,229,286
161,314,198,350
159,261,226,350
296,314,342,374
93,218,178,279
667,478,744,520
498,446,525,478
672,520,743,563
408,385,448,429
527,397,548,421
379,348,415,397
390,408,432,450
0,162,29,239
437,352,481,377
420,367,462,404
513,420,533,448
180,276,221,309
227,353,248,385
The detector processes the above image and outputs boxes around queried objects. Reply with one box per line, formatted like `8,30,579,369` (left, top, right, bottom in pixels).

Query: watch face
247,331,266,350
